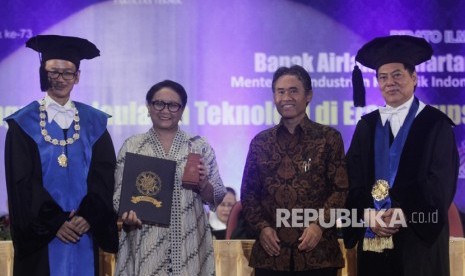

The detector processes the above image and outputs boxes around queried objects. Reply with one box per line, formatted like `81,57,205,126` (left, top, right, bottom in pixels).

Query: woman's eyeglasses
150,100,182,112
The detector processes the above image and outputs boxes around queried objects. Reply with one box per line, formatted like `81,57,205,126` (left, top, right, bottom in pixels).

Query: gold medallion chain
39,99,80,167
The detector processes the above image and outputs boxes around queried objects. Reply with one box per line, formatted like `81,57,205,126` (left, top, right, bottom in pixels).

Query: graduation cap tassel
352,65,366,107
39,65,50,92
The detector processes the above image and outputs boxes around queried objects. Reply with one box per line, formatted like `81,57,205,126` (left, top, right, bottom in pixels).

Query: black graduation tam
356,35,433,70
26,35,100,68
352,35,433,107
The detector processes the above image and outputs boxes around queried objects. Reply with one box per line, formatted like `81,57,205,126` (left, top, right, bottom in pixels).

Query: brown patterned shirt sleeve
240,116,348,271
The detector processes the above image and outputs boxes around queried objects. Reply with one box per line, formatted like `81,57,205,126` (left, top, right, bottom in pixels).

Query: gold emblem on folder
131,171,163,207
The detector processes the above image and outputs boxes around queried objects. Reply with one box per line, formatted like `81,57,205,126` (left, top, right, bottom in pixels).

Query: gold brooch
371,179,389,201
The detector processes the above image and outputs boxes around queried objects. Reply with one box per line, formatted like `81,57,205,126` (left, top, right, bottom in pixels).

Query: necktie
385,120,394,146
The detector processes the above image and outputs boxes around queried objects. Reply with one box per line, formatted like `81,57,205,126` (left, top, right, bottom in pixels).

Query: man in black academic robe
344,35,458,276
4,35,118,276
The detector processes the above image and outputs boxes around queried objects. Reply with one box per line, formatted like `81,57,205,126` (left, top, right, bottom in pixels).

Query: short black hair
271,65,312,93
146,80,188,107
403,63,415,75
225,187,236,196
375,63,415,77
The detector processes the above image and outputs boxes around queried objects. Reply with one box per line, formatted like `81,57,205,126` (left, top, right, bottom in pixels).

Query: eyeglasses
150,100,182,112
46,70,77,80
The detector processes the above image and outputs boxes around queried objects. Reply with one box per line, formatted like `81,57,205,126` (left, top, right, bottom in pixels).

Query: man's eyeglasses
46,70,78,80
150,100,183,112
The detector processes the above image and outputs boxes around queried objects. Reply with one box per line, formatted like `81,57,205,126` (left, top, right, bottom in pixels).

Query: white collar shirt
40,95,75,129
378,96,425,137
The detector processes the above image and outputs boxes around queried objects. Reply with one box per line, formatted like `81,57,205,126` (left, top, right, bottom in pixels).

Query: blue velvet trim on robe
6,101,109,276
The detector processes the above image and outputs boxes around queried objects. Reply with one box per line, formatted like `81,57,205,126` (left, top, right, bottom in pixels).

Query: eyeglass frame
46,70,78,80
150,100,183,112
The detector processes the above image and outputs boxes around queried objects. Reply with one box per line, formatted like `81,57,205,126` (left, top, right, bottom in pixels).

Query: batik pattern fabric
241,116,348,271
113,128,225,276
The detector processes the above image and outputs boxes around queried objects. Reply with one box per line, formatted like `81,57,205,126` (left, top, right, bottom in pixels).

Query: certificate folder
119,152,176,226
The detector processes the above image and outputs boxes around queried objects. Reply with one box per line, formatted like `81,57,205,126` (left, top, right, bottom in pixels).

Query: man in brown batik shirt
241,65,348,276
